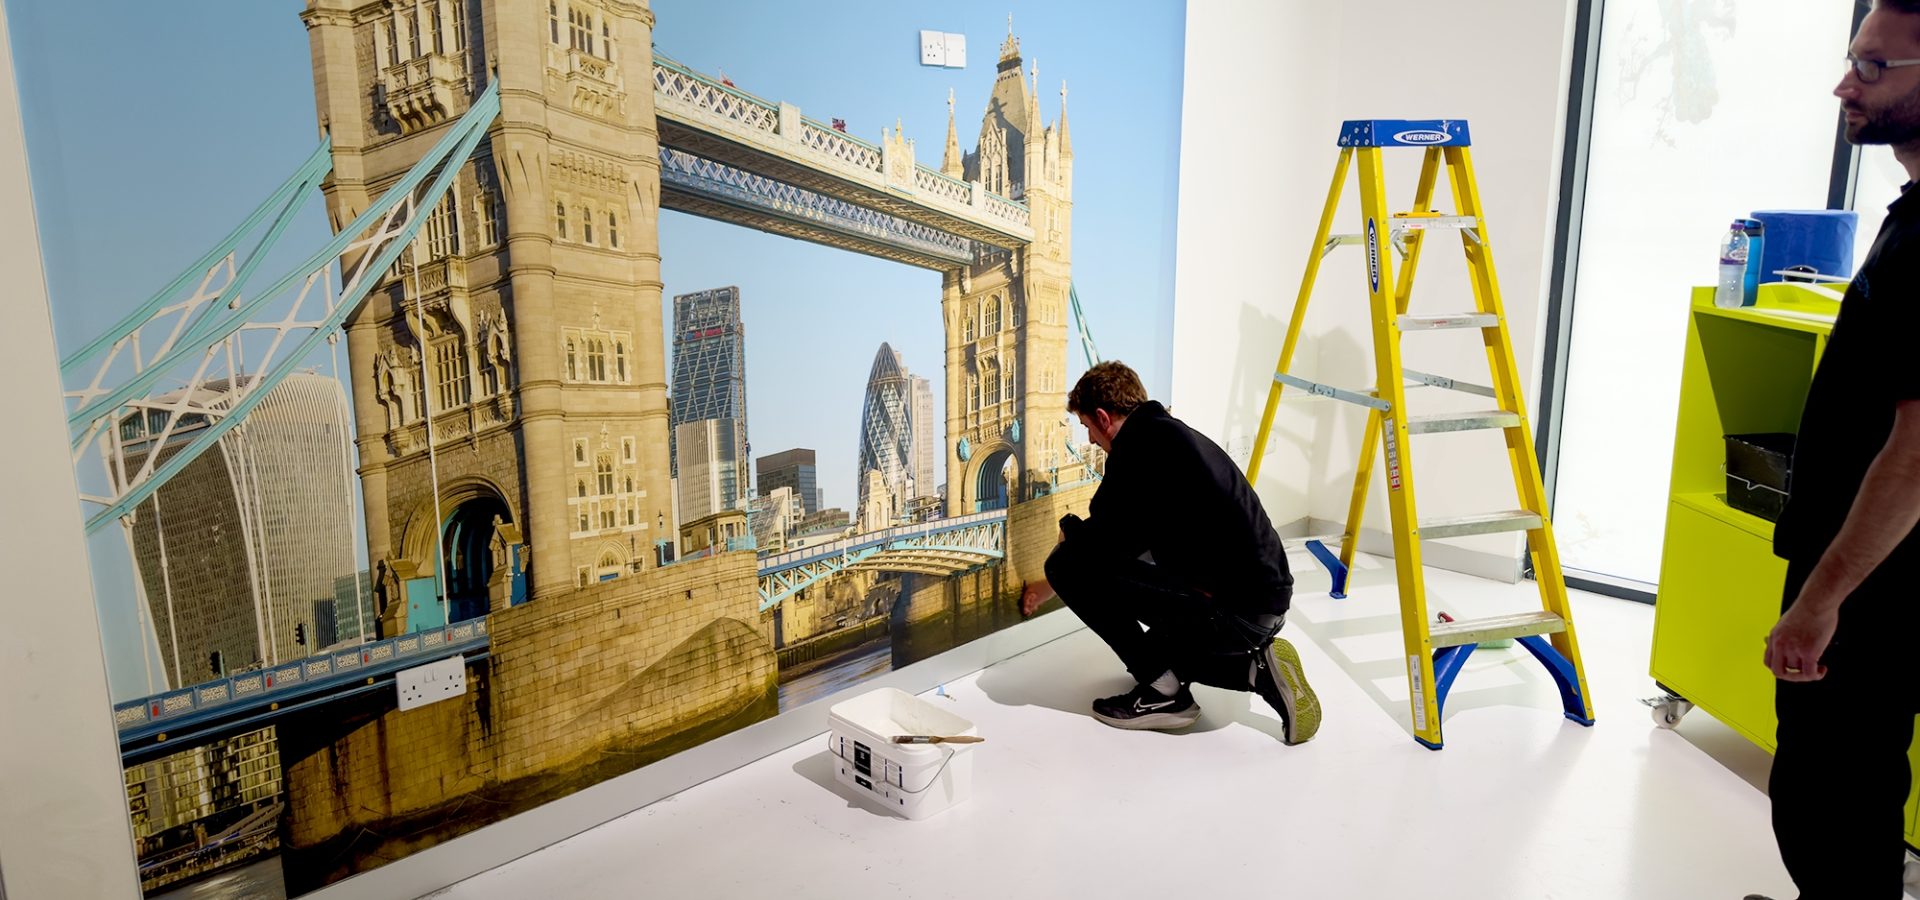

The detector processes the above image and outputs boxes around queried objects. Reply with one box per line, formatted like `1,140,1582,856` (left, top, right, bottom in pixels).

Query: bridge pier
884,483,1097,668
1004,481,1097,589
276,553,776,893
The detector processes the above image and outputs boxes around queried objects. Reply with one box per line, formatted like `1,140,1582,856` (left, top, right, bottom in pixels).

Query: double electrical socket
396,654,468,711
919,30,967,68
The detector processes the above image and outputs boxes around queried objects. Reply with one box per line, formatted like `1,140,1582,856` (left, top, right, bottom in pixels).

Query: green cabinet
1649,285,1919,850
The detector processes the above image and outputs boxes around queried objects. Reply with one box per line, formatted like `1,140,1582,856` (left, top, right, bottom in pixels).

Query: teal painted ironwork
882,543,1005,557
1069,281,1100,370
59,139,334,378
66,81,500,440
758,546,883,611
755,511,1007,610
1051,280,1103,485
82,81,502,535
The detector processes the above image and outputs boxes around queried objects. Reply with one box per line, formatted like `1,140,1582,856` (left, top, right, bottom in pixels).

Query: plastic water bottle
1740,219,1764,305
1716,220,1749,309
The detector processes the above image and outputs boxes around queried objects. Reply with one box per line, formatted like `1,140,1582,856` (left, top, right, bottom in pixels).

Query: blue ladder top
1338,119,1471,148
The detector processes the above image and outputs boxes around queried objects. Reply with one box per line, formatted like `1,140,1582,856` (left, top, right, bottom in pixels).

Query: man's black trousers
1044,538,1288,690
1770,558,1918,898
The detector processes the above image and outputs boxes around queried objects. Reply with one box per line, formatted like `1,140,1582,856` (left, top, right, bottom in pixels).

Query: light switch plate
396,654,468,711
943,32,967,69
920,30,946,66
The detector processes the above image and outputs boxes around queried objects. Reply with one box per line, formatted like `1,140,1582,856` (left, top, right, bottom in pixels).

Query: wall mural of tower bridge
37,2,1185,894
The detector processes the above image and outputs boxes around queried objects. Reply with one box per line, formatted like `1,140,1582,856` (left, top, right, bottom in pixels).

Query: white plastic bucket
825,687,977,819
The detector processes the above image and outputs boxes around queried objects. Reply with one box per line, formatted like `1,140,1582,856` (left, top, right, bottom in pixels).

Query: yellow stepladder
1245,120,1595,750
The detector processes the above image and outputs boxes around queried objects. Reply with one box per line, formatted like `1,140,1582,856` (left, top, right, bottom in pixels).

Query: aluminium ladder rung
1431,611,1566,648
1418,510,1542,540
1402,368,1497,399
1323,234,1363,258
1325,218,1484,259
1281,372,1499,407
1390,214,1478,231
1398,313,1498,331
1430,610,1566,649
1324,233,1408,260
1405,409,1521,434
1275,372,1391,412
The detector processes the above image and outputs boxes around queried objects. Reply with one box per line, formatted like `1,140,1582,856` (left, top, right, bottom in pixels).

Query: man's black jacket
1059,401,1293,615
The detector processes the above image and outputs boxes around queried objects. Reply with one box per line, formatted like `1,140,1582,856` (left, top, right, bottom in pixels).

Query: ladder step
1390,214,1478,232
1398,313,1498,331
1419,510,1542,540
1431,610,1566,648
1405,410,1521,433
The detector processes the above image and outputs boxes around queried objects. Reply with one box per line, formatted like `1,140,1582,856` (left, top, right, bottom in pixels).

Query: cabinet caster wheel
1644,697,1692,729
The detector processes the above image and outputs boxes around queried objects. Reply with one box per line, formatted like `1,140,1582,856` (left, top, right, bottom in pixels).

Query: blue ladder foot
1414,736,1444,751
1304,540,1349,599
1431,643,1478,723
1515,635,1595,724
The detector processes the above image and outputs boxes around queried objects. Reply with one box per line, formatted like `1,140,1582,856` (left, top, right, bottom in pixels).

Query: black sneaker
1090,682,1202,731
1253,637,1322,744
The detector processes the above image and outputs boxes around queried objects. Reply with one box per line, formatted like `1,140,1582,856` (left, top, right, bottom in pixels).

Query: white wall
1173,0,1578,579
0,6,143,897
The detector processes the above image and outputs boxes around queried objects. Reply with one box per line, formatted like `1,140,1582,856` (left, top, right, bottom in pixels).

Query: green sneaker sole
1266,637,1322,745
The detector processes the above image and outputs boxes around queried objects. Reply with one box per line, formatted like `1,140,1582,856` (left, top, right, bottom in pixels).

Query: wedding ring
1784,667,1802,674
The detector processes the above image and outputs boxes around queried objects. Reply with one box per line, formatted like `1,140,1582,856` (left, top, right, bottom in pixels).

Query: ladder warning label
1383,419,1403,491
1366,218,1381,294
1409,655,1428,731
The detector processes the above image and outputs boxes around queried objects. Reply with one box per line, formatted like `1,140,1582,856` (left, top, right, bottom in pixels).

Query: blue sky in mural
7,0,1184,698
649,0,1185,517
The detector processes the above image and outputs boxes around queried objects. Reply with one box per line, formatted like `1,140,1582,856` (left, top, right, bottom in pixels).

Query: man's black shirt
1059,401,1293,615
1774,182,1920,571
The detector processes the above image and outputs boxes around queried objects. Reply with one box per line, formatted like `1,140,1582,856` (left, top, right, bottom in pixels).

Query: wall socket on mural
397,655,469,711
919,29,966,68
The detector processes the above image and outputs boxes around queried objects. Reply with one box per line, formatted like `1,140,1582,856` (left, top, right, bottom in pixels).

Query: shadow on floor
790,749,897,819
971,628,1292,744
1672,713,1776,794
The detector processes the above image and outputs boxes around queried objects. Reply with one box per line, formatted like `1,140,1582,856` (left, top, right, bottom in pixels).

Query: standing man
1020,361,1322,744
1752,3,1920,897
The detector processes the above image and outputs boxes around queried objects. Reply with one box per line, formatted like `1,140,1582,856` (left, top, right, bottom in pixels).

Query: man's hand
1764,598,1839,682
1021,579,1055,617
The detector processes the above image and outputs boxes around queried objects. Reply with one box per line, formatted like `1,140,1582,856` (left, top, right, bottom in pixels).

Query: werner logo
1366,219,1381,294
1394,129,1451,145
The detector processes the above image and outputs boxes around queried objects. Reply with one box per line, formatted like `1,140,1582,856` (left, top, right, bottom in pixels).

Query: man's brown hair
1067,360,1149,418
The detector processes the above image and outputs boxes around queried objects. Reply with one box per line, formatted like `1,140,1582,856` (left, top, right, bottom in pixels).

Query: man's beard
1850,86,1920,145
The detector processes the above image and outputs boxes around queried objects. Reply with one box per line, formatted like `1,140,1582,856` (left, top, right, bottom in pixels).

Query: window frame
1532,0,1868,603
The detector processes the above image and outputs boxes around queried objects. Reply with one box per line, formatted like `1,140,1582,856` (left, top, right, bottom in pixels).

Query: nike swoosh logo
1134,698,1177,711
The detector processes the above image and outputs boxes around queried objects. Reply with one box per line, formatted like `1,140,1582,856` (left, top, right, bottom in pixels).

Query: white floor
437,551,1886,900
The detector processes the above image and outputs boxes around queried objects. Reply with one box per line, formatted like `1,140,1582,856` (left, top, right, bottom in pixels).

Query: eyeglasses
1847,53,1920,83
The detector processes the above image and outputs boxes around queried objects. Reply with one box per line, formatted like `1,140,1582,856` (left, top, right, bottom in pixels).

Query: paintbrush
891,734,985,744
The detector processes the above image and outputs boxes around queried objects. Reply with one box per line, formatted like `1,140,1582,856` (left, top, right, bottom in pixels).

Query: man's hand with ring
1763,600,1838,682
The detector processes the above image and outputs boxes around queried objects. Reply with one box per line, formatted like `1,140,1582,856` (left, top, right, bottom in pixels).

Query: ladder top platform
1338,120,1472,148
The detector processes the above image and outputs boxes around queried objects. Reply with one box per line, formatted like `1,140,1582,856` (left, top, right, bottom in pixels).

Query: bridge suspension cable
64,81,502,536
1053,280,1103,484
